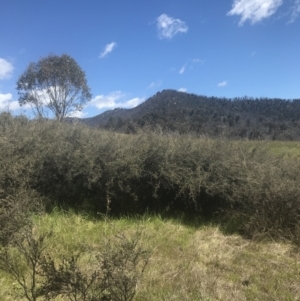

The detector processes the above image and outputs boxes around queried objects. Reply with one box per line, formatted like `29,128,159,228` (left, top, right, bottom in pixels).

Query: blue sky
0,0,299,118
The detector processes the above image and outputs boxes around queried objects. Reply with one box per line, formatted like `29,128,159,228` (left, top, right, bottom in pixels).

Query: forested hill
79,90,300,140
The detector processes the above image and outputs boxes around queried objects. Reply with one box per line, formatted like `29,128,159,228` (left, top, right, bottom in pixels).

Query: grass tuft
1,211,299,300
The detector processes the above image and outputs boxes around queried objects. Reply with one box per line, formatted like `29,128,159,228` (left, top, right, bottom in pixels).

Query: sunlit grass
230,140,300,159
1,211,299,301
267,141,300,159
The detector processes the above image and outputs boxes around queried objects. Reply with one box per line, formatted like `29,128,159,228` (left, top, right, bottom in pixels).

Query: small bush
0,225,52,301
0,220,149,301
0,188,44,246
98,232,150,301
41,231,149,301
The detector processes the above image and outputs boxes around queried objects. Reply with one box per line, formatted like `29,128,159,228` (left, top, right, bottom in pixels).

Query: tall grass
1,212,299,301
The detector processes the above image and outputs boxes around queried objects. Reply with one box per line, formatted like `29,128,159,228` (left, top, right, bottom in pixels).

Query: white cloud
227,0,283,25
67,110,87,118
157,14,188,39
176,60,204,75
0,58,14,79
147,80,162,89
179,63,187,74
90,91,144,110
178,88,187,92
0,93,20,111
99,42,117,58
192,58,205,64
289,0,300,23
193,59,205,65
123,97,144,108
147,82,155,89
218,81,228,87
90,91,123,109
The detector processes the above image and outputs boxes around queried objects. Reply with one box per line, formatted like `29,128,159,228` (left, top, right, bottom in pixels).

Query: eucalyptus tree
17,54,92,121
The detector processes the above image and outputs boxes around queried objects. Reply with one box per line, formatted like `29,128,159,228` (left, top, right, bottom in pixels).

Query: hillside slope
80,90,300,140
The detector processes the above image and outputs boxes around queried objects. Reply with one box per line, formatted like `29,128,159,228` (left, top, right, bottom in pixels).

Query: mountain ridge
76,90,300,140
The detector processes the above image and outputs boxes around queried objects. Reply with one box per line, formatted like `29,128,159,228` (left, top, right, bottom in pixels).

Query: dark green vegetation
1,111,300,300
78,90,300,140
1,111,300,243
17,54,92,121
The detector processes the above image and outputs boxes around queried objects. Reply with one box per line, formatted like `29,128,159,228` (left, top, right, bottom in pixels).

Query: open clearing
1,212,299,301
268,141,300,159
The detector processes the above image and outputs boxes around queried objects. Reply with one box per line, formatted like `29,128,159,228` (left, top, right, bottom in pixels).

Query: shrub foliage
0,112,300,243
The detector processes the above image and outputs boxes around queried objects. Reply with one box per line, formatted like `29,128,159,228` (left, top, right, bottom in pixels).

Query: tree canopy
16,54,92,121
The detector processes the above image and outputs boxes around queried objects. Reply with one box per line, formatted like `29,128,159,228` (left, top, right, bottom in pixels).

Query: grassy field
1,211,299,301
229,140,300,159
267,141,300,159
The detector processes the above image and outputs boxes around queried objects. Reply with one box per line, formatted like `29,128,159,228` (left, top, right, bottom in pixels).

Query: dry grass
137,223,300,301
0,212,299,301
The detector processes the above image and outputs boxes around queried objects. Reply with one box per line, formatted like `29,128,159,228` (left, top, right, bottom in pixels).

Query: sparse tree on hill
16,54,92,121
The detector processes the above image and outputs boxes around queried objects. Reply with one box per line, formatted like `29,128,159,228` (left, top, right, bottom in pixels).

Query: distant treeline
1,112,300,243
78,90,300,140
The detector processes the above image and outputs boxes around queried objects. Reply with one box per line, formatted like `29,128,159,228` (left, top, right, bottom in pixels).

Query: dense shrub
0,112,299,243
0,113,44,245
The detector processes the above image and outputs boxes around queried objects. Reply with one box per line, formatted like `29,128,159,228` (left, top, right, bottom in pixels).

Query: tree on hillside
16,54,92,121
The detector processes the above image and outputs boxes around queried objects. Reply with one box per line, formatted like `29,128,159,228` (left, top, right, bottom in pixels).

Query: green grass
230,140,300,159
1,211,299,301
265,141,300,159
